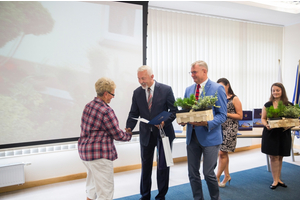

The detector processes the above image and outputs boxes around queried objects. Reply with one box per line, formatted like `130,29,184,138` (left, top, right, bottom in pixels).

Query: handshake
124,121,166,136
125,128,132,135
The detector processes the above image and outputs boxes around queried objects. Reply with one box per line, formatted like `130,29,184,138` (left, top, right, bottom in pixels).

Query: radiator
0,163,28,187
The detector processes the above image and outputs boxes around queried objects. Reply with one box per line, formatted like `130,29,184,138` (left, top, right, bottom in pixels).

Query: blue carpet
114,162,300,200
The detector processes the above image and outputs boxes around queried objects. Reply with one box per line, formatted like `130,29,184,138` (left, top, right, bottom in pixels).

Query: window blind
147,8,283,110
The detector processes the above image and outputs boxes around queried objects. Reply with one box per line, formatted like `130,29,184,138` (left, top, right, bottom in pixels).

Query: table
176,127,297,172
237,129,272,171
291,126,300,162
239,127,299,171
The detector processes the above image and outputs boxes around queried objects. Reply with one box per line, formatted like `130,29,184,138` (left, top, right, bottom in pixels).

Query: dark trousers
187,130,221,200
140,132,170,200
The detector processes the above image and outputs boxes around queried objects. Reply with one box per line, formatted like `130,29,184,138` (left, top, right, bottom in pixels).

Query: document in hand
132,111,171,125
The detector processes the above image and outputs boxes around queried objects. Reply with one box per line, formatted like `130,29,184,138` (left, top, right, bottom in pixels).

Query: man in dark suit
179,60,227,200
126,65,178,200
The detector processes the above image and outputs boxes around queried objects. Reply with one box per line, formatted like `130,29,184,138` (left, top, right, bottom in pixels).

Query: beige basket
176,109,214,124
268,118,299,128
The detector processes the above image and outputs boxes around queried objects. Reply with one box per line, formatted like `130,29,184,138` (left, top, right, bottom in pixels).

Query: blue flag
292,65,300,105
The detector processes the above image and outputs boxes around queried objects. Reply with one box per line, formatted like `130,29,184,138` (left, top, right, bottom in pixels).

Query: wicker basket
176,109,214,124
268,117,299,128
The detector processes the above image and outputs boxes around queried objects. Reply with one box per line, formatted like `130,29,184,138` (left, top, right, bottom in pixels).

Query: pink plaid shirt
78,97,131,161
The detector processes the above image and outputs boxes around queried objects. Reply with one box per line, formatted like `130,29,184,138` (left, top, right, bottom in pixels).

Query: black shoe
278,182,287,187
270,184,278,189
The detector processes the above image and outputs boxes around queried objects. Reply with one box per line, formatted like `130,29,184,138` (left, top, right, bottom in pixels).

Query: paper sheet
132,117,149,124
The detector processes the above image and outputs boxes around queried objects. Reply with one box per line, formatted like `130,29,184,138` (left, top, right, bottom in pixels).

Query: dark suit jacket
126,81,178,146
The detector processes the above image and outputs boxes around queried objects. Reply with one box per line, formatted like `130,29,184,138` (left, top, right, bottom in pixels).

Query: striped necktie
147,88,152,111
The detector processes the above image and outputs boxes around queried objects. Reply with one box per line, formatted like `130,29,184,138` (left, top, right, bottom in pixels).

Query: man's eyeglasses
107,91,115,97
189,71,197,75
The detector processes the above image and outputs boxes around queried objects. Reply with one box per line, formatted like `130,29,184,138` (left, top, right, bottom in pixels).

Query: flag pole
279,59,280,82
278,59,282,83
294,62,300,104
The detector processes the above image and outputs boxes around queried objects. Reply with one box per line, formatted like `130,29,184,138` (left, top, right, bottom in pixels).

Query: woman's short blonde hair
95,77,116,97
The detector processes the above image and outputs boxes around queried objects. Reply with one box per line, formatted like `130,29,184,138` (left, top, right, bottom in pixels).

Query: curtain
147,8,283,110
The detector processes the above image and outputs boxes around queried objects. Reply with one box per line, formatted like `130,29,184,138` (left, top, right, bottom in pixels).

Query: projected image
0,1,142,146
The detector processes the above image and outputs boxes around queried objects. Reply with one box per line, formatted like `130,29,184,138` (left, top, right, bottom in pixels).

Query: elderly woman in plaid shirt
78,77,132,200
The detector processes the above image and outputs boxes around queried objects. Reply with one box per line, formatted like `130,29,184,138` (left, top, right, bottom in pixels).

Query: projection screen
0,1,146,148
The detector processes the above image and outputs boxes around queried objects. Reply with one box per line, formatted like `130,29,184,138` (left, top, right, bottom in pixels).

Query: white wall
0,137,188,182
0,135,264,183
0,148,86,182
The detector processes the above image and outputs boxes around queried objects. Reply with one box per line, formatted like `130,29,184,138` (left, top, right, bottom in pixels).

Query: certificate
132,111,172,125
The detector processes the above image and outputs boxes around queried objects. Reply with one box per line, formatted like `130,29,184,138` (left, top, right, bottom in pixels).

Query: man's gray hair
138,65,153,76
191,60,208,72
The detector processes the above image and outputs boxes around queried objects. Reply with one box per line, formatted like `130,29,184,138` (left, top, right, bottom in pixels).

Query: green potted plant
266,101,300,128
282,104,300,118
266,100,286,119
192,89,219,111
174,88,218,123
174,94,196,112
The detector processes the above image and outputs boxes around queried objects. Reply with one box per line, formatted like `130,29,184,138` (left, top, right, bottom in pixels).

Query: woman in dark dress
261,82,292,190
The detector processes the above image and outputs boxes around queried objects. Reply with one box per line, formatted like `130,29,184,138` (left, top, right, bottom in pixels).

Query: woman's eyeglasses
107,91,115,97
